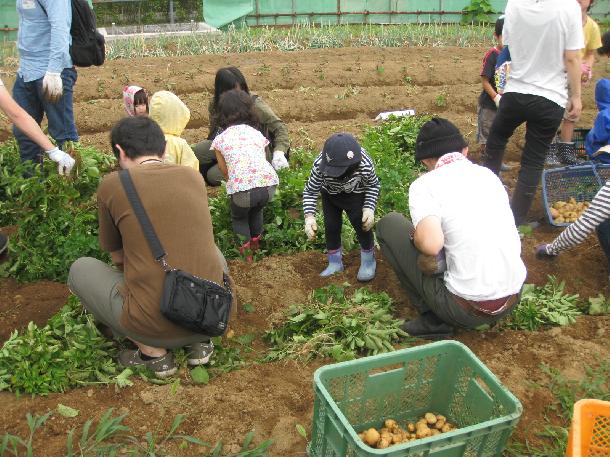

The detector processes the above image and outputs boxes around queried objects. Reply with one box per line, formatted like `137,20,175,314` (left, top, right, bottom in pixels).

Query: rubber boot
320,248,344,277
250,234,262,253
238,240,253,263
357,248,376,282
557,142,580,165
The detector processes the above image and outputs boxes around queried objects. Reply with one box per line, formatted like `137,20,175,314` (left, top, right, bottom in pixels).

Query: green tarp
204,0,254,28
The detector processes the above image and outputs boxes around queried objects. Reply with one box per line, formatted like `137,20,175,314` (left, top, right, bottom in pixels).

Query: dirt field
0,47,609,455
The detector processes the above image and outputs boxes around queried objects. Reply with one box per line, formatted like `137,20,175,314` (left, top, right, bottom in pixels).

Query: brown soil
0,47,609,455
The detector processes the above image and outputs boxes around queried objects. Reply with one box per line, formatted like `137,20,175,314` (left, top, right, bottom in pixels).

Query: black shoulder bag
119,170,232,337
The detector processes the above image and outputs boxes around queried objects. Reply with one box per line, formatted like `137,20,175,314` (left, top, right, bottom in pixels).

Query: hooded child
149,91,199,171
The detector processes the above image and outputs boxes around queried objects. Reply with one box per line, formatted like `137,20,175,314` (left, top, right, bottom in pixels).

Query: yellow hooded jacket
149,91,199,171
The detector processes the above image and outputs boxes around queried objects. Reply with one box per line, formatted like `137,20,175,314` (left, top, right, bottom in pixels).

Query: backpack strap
119,169,169,269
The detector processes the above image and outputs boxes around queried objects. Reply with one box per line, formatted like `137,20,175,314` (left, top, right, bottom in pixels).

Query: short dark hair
212,67,250,114
217,89,259,130
133,89,149,113
110,117,166,160
494,17,504,37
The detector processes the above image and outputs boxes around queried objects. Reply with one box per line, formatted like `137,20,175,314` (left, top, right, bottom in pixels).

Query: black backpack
36,0,105,68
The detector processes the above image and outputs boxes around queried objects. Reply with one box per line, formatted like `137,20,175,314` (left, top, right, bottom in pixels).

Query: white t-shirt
409,158,527,301
503,0,584,108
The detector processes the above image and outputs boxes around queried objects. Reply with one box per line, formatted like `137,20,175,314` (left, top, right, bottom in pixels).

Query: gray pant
193,140,225,186
231,186,276,240
67,249,229,349
375,212,505,329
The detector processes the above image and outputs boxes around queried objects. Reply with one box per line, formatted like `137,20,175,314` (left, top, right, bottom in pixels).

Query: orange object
566,399,610,457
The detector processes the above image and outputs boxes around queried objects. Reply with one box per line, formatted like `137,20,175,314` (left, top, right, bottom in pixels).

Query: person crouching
302,133,380,281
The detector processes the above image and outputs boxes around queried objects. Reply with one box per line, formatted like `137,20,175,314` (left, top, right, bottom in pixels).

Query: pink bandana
434,152,467,170
123,85,144,116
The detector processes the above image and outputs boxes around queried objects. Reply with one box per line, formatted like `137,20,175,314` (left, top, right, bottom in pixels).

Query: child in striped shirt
536,181,610,279
302,133,380,281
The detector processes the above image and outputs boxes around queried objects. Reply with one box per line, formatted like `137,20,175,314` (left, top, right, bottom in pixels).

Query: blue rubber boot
320,248,344,277
357,248,376,282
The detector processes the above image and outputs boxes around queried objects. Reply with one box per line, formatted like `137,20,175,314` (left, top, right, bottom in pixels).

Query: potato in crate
308,341,522,457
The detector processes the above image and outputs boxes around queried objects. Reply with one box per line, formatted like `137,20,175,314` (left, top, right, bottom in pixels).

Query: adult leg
192,140,224,186
596,218,610,272
43,68,79,149
512,95,564,225
68,257,208,360
483,92,526,175
12,74,45,164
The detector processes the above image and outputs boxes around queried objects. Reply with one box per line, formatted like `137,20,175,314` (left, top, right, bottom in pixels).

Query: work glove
493,94,502,108
47,146,75,175
304,214,317,240
271,150,289,170
535,244,557,260
42,72,63,103
362,208,375,232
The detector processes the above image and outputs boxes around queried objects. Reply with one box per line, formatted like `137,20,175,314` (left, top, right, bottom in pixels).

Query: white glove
493,94,502,109
362,208,375,232
47,147,75,175
271,150,289,170
42,72,63,103
304,215,317,240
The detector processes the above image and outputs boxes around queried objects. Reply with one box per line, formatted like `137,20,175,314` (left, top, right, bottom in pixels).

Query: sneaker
118,349,177,378
545,143,561,167
0,233,7,256
186,341,214,366
400,313,455,340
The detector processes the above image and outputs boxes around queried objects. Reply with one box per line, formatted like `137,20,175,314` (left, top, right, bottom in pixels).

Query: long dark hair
217,89,259,130
212,67,250,114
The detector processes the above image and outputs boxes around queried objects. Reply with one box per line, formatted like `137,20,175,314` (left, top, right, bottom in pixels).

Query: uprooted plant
264,285,410,362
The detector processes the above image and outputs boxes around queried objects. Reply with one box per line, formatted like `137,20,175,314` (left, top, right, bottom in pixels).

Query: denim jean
596,218,610,270
483,92,564,225
12,67,79,164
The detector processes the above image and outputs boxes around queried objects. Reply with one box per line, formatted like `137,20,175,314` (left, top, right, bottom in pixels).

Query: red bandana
434,152,467,170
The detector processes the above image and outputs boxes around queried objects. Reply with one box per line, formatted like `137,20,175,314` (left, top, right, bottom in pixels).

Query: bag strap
119,169,169,270
35,0,48,16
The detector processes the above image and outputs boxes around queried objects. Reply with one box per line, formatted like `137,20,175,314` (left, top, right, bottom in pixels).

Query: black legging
321,191,373,251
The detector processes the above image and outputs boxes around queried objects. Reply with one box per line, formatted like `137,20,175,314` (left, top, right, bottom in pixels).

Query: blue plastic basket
542,163,609,227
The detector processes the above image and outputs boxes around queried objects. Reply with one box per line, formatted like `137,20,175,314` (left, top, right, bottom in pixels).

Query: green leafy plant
264,285,410,362
461,0,495,24
0,296,119,395
505,276,582,331
0,141,115,282
587,293,609,315
205,430,273,457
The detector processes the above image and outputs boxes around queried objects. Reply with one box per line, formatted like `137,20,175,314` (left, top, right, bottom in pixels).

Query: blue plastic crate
542,163,605,227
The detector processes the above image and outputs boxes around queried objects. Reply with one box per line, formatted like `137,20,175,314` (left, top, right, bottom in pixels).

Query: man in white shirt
376,118,527,339
483,0,585,226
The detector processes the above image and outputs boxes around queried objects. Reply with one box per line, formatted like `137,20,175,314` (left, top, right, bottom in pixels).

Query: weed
264,285,411,362
335,85,360,100
435,91,448,108
462,0,495,24
506,361,609,456
375,64,385,75
504,276,582,331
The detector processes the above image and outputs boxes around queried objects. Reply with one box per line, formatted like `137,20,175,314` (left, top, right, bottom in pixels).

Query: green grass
505,360,609,457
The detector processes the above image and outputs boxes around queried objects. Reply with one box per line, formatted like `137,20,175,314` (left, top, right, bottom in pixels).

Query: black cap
319,133,362,177
415,118,468,161
598,31,610,56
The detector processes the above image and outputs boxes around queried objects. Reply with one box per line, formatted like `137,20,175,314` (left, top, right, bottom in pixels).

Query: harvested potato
364,428,380,446
435,418,446,430
550,207,560,218
430,429,441,436
407,422,415,433
384,419,398,430
441,423,453,433
425,412,437,425
378,437,391,449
